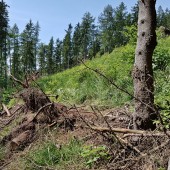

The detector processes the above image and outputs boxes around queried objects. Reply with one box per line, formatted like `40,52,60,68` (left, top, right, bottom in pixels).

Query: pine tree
20,20,36,74
157,6,165,27
80,12,95,59
38,43,47,75
62,24,73,69
88,27,100,59
54,38,63,72
46,37,55,74
0,0,9,88
164,8,170,28
34,21,40,70
130,3,139,25
11,24,21,78
113,2,129,46
72,23,81,65
98,5,115,53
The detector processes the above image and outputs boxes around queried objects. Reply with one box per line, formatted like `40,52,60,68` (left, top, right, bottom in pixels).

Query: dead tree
133,0,157,130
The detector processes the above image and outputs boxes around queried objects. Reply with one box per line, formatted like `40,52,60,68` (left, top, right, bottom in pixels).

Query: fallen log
10,130,34,150
1,121,35,145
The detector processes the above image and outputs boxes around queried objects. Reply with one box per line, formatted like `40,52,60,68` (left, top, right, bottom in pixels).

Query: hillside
0,37,170,170
39,36,170,108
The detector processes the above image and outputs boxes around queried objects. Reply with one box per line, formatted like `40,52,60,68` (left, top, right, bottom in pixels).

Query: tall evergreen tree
46,37,55,74
34,21,40,70
88,27,100,59
11,24,20,78
54,38,63,72
164,8,170,28
20,20,36,74
38,43,47,75
130,3,139,25
80,12,95,60
72,23,81,65
157,6,165,27
113,2,129,46
98,5,115,53
62,24,73,69
0,0,9,88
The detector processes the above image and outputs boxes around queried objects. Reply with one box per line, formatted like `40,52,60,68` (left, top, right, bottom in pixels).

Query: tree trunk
133,0,157,130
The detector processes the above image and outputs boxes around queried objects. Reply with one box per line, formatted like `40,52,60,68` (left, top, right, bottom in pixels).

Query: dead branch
118,136,145,156
0,105,24,131
10,74,28,88
90,126,146,134
123,133,167,138
92,126,170,136
33,102,53,120
2,103,11,117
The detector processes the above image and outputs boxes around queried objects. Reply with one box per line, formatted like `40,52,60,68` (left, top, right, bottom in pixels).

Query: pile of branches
76,106,170,170
0,72,75,151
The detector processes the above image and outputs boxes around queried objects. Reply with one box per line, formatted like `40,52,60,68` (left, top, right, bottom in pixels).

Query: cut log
10,130,33,150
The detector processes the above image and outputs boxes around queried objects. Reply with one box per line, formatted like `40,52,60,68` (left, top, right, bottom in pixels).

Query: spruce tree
98,5,114,53
46,37,55,74
11,24,20,78
130,3,139,25
80,12,95,59
34,21,40,70
20,20,36,74
113,2,129,46
0,0,9,88
54,38,63,72
72,23,81,65
62,24,73,69
38,43,47,75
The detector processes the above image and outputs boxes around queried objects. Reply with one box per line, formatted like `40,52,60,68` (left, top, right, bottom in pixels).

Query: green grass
39,44,135,107
29,139,82,165
38,36,170,109
0,145,5,162
24,138,85,170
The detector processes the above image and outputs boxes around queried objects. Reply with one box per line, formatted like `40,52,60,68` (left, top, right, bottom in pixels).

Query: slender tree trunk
133,0,157,130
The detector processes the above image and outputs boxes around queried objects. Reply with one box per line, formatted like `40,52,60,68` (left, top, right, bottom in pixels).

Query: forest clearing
0,0,170,169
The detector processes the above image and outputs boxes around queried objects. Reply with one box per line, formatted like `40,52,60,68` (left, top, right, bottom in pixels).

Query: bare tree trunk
133,0,157,130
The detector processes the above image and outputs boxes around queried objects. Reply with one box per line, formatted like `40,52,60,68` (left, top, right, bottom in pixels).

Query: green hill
38,36,170,109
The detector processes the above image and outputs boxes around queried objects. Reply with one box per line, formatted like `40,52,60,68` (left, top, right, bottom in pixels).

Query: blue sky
4,0,170,44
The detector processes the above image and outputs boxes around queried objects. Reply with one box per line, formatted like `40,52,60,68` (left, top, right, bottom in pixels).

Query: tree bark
133,0,157,130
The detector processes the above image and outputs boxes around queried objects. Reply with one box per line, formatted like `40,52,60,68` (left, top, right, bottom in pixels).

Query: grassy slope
39,36,170,108
39,44,135,107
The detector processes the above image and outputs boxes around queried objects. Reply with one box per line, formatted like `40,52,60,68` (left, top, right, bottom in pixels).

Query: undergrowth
38,37,170,111
39,44,135,107
26,139,84,169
